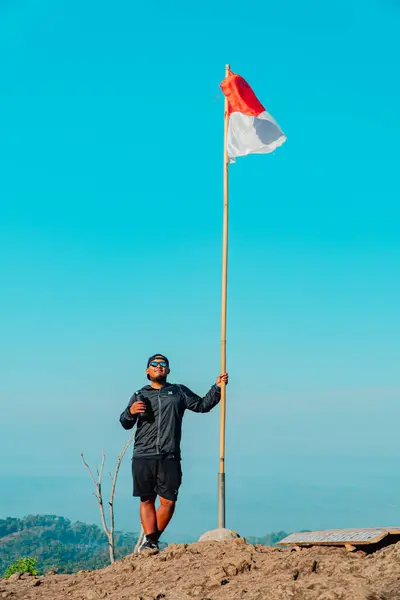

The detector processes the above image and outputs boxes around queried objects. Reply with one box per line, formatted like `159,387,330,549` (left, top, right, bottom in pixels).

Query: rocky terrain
2,538,400,600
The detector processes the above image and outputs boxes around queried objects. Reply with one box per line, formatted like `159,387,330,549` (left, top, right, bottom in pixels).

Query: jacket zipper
156,390,161,454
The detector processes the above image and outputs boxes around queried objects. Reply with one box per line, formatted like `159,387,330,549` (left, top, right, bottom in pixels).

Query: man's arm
180,382,222,413
119,393,145,429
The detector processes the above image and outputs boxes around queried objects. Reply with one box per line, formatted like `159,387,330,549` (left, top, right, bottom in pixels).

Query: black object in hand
136,394,154,423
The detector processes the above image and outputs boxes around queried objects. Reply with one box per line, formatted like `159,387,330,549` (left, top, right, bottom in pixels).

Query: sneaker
137,535,159,553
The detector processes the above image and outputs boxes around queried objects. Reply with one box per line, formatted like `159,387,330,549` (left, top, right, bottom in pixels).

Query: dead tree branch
134,526,145,553
81,430,135,564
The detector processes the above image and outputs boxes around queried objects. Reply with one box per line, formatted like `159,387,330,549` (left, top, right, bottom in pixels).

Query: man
119,354,228,552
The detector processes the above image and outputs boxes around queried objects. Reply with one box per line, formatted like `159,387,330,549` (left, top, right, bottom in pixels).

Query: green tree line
0,515,139,575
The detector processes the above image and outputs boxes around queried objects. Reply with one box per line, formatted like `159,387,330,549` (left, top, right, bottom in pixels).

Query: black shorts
132,457,182,502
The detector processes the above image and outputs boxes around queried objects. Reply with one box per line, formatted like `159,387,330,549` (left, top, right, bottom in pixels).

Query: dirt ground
2,538,400,600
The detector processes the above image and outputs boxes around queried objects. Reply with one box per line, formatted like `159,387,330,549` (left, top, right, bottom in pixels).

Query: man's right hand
130,401,146,415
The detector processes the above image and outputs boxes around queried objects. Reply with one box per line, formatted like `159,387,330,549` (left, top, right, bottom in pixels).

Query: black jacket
119,382,221,459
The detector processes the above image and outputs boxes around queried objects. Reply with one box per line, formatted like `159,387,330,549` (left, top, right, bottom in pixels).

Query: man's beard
150,374,167,384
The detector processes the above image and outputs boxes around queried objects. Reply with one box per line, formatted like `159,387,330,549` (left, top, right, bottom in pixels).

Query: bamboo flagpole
217,65,286,529
218,63,230,530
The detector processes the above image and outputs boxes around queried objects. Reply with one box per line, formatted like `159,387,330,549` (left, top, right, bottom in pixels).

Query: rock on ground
2,539,400,599
198,528,240,542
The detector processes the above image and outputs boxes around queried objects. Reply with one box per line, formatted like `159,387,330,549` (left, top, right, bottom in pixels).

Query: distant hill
0,515,139,575
246,531,288,546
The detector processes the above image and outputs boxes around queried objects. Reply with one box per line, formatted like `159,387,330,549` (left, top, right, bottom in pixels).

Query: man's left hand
216,373,229,387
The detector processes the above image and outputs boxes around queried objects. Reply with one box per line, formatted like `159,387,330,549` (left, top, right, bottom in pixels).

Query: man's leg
156,497,175,536
140,495,158,536
155,458,182,538
132,458,159,542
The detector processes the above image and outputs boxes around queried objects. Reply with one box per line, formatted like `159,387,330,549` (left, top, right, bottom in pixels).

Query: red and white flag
220,71,286,162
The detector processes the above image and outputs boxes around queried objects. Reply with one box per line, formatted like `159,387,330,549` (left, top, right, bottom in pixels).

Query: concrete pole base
198,528,240,542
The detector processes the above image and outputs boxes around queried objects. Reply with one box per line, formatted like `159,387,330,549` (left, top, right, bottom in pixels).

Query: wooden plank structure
278,527,400,550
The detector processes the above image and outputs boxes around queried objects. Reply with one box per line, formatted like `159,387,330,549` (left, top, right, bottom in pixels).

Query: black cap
147,354,169,368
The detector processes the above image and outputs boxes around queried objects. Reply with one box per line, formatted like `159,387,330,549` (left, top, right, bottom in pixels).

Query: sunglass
149,361,168,368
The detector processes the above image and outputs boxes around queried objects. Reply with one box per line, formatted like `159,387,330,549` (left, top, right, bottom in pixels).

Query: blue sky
1,0,400,541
